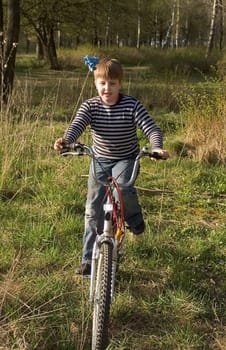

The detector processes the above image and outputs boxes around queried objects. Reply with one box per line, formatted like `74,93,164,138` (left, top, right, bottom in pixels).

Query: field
0,48,225,349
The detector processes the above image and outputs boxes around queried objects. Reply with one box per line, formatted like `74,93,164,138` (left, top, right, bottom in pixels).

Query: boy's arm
63,101,91,143
134,100,169,159
54,101,92,152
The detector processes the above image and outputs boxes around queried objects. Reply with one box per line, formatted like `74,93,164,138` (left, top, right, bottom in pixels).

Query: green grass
0,52,226,349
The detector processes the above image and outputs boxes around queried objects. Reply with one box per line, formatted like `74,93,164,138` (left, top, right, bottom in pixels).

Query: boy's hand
153,149,170,160
54,138,66,152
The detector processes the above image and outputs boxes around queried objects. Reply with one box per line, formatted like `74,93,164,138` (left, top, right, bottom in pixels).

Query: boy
54,58,169,275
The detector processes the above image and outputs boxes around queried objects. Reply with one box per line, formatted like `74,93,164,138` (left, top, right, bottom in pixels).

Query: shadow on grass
110,237,226,349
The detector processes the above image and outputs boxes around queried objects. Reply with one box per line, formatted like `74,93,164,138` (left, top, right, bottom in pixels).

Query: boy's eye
97,80,117,86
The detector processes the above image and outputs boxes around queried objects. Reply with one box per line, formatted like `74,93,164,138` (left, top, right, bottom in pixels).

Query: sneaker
128,220,145,235
75,263,91,276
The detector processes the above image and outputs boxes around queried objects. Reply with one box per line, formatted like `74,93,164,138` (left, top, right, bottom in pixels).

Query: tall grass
176,81,226,164
58,46,221,76
0,51,225,349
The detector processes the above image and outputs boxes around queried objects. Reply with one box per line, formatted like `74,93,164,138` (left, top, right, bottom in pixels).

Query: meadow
0,47,225,349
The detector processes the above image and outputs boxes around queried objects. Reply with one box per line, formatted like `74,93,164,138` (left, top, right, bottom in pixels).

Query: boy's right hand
54,138,66,152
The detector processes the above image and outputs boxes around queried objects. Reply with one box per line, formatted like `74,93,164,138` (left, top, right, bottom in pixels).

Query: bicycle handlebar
60,143,164,187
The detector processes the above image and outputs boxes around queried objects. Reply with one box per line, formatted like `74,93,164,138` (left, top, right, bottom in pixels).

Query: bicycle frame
61,143,127,299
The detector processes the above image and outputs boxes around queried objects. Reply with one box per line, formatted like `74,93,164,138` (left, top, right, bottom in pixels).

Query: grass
0,49,226,349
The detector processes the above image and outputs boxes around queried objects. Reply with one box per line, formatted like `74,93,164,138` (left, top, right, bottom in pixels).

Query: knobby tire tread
92,242,113,350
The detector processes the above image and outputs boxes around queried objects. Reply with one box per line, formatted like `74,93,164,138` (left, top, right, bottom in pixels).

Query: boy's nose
105,82,110,90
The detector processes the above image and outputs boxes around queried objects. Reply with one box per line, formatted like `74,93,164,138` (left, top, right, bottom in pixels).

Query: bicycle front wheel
92,241,113,350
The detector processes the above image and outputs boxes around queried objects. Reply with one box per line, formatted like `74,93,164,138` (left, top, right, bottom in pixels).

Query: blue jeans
82,156,143,264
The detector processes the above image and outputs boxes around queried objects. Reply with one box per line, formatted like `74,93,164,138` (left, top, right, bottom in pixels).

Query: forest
0,0,226,102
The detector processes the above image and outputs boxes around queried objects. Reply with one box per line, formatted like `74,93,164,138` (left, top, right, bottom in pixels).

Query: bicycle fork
89,202,118,303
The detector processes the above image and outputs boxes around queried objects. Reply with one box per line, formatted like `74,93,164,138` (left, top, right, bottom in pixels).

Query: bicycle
61,143,163,350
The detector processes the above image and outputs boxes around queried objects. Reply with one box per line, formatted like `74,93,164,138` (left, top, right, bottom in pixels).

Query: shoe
75,263,91,276
128,220,145,235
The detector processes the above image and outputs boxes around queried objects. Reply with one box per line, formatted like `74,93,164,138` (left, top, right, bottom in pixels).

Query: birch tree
218,0,224,50
206,0,218,58
137,0,141,48
105,0,112,47
175,0,180,48
163,0,176,48
1,0,20,105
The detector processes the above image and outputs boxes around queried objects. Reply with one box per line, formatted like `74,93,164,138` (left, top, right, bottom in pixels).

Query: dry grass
177,84,226,164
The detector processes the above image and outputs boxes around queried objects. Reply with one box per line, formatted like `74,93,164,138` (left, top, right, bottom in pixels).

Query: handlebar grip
60,143,85,156
64,142,83,151
60,147,70,157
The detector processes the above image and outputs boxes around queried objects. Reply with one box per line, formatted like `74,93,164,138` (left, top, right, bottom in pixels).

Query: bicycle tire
92,241,113,350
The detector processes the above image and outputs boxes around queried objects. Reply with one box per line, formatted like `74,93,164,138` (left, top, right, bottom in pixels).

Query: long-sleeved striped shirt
64,94,163,159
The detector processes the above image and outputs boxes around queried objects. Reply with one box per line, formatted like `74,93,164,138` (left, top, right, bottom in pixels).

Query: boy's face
95,77,122,105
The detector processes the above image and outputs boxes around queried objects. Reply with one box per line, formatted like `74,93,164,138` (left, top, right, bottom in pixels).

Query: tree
104,0,112,47
0,0,20,106
21,1,60,69
206,0,218,58
163,0,177,48
175,0,180,48
21,0,92,68
218,0,224,50
205,0,224,58
137,0,141,49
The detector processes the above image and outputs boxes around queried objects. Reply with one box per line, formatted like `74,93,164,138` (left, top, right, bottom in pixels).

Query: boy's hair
94,58,123,81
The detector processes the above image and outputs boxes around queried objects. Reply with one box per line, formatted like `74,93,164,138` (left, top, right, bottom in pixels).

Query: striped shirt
64,94,163,159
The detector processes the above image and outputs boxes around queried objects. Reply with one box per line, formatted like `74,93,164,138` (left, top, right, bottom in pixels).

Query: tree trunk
175,0,180,48
36,36,44,60
3,0,20,105
48,27,59,70
218,0,224,50
206,0,218,58
37,25,59,70
0,0,3,34
183,0,190,46
92,0,99,46
0,0,3,110
154,14,160,48
0,0,3,63
137,0,141,49
163,0,176,48
105,0,112,47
